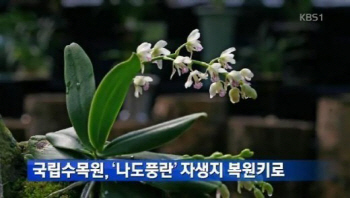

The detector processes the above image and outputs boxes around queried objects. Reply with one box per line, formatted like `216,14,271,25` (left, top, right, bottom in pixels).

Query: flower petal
228,70,243,82
187,29,200,42
240,68,254,81
170,67,176,79
174,56,184,64
137,42,151,53
159,48,171,56
143,76,153,82
192,40,203,51
218,68,227,73
140,63,145,73
221,47,236,56
183,56,192,64
156,60,163,69
134,86,142,98
229,87,240,103
185,80,193,88
154,40,167,49
209,82,217,98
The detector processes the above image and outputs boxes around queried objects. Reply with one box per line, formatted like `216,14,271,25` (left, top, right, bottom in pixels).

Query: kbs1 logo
300,13,323,22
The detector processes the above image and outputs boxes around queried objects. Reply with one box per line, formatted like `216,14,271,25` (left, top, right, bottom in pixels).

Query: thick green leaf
64,43,96,150
112,152,229,198
46,127,92,156
27,135,86,159
100,113,207,156
88,53,140,151
99,182,165,198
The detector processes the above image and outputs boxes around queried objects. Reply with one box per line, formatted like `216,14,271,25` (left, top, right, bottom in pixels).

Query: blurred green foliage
0,9,54,73
239,23,305,77
19,181,79,198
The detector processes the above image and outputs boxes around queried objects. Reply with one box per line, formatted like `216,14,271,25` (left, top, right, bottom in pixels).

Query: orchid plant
24,29,272,198
134,29,257,104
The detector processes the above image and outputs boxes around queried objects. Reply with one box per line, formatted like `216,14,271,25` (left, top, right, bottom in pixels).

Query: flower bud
241,84,257,99
218,184,230,198
210,152,223,159
254,188,265,198
192,154,205,159
242,181,254,191
240,148,254,158
229,87,240,103
263,183,274,197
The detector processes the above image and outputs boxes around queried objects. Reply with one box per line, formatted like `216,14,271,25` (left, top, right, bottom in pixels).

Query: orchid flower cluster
134,29,257,104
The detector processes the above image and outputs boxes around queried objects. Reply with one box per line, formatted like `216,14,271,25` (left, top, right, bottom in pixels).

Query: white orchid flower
133,76,153,98
229,87,241,103
240,68,254,81
219,47,236,69
184,70,208,89
209,81,226,98
171,56,192,79
226,70,243,87
207,63,227,82
136,42,152,73
151,40,171,69
186,29,203,53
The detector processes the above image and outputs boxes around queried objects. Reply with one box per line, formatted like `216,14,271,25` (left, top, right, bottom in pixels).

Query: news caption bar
28,160,331,182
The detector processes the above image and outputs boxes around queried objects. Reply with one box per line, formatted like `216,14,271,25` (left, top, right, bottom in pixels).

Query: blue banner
27,160,332,182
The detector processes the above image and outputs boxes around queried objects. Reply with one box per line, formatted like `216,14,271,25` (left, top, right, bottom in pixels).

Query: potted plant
1,29,273,198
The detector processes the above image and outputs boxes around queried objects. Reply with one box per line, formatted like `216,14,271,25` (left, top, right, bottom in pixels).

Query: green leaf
88,53,140,151
46,127,93,156
64,43,96,150
99,182,165,198
111,151,229,198
27,135,86,159
100,113,207,156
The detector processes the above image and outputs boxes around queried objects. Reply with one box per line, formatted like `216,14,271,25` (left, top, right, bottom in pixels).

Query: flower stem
174,43,186,56
192,60,210,68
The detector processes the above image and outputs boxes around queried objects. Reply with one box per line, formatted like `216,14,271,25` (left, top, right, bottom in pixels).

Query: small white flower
185,70,208,89
136,42,152,73
229,87,240,103
240,68,254,81
209,81,226,98
133,76,153,98
219,47,236,69
186,29,203,53
151,40,171,69
207,63,227,82
171,56,191,79
227,70,243,87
